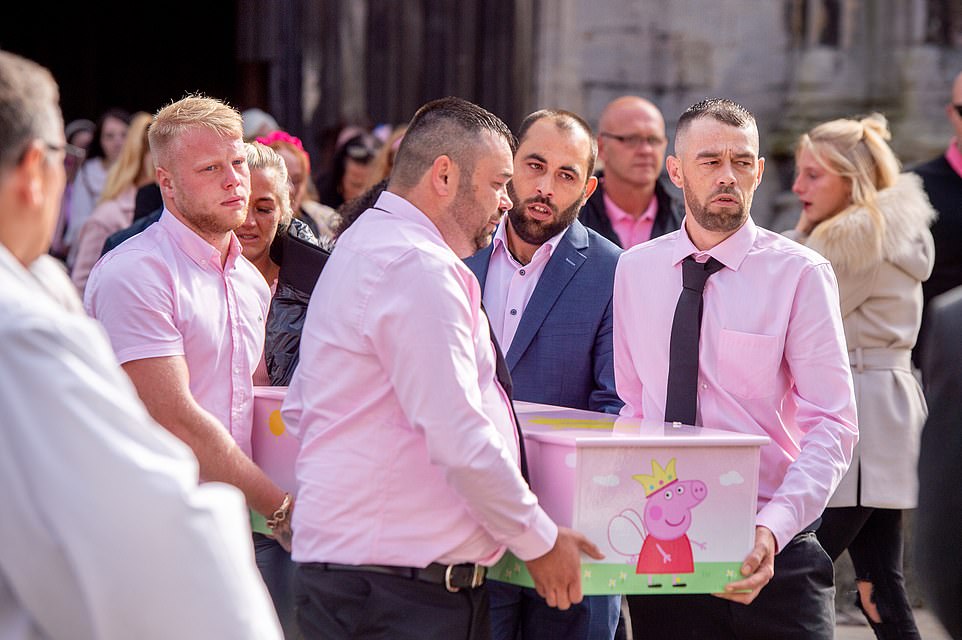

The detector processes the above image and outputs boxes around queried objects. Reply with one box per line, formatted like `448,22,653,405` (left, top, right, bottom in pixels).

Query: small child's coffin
249,386,297,533
487,402,769,595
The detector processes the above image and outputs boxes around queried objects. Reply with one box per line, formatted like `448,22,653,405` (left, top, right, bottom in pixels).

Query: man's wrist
266,493,293,532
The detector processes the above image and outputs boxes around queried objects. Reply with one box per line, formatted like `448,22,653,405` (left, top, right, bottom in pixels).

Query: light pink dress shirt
613,217,858,551
605,191,657,248
85,210,270,456
282,191,557,567
483,221,566,350
945,138,962,178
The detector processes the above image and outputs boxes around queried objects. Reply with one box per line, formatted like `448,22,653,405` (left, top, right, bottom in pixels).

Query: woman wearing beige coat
789,114,934,640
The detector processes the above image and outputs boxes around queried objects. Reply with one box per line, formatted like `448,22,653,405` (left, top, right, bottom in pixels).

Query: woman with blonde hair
789,113,934,639
256,130,339,244
63,108,130,258
70,111,154,293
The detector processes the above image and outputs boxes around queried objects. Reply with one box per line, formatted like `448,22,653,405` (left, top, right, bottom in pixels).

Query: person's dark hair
390,96,516,191
517,109,598,179
85,107,132,161
0,51,60,169
676,98,755,139
333,178,389,240
316,131,381,209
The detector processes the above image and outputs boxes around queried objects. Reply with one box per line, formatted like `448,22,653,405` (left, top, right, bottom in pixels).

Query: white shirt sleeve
0,313,281,640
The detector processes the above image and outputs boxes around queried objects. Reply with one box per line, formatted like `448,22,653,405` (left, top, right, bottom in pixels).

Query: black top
910,155,962,307
577,175,682,248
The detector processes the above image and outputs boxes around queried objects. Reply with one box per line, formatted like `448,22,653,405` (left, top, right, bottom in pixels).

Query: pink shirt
282,191,557,567
613,217,858,551
483,221,565,350
85,210,270,456
945,138,962,178
70,186,136,294
605,191,657,248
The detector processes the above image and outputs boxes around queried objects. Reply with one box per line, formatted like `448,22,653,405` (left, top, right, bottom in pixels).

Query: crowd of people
2,47,961,640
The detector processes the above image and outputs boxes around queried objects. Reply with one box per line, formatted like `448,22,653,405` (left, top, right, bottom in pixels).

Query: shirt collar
604,190,657,223
945,138,962,179
372,191,448,248
0,245,83,313
671,215,757,272
491,219,566,266
158,208,242,271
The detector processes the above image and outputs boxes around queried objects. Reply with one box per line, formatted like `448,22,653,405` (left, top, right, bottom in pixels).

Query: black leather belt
321,562,486,592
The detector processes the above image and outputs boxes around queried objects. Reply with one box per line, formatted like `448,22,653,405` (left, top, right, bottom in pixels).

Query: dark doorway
0,3,240,122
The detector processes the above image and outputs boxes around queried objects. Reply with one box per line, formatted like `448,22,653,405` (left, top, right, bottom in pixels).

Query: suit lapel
466,242,494,293
505,222,588,370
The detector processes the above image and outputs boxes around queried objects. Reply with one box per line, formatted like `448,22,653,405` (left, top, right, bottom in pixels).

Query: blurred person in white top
0,50,281,640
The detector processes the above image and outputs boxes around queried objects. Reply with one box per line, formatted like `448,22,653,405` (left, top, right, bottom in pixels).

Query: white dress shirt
0,245,281,640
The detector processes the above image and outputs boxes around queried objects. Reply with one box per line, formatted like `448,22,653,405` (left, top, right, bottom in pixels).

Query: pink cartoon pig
608,458,707,587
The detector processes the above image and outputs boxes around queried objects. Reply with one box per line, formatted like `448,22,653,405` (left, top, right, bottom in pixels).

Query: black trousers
295,563,491,640
626,531,835,640
818,506,921,640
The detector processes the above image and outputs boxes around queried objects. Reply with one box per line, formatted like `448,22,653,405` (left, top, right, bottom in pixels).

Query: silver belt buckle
444,564,486,592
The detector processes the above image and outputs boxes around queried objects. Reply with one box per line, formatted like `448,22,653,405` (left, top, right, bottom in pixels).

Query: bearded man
465,108,623,640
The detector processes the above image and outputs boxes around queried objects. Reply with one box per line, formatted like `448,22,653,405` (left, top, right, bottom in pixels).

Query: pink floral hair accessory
256,130,305,151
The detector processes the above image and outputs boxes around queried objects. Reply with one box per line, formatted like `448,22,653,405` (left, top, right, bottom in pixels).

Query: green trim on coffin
250,509,271,535
488,552,745,595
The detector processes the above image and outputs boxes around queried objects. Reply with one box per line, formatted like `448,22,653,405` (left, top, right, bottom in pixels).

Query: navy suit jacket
465,220,623,414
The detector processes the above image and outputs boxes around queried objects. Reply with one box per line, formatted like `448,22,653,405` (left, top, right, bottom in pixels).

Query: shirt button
510,309,517,316
519,269,526,276
700,383,708,390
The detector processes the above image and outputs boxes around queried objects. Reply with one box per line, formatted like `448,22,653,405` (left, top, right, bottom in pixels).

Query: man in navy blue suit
465,109,623,640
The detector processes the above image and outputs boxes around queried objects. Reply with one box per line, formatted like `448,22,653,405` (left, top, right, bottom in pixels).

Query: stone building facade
240,0,962,228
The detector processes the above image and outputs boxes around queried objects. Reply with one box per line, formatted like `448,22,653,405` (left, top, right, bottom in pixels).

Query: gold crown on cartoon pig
632,458,678,497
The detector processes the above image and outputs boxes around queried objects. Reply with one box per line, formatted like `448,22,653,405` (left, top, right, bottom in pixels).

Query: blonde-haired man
0,55,281,639
86,96,292,543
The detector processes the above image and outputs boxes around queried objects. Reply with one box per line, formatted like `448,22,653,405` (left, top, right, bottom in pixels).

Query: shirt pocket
716,329,779,399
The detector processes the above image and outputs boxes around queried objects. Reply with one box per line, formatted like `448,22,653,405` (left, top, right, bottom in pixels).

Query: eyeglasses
599,132,665,148
954,104,962,118
45,141,86,162
16,139,86,166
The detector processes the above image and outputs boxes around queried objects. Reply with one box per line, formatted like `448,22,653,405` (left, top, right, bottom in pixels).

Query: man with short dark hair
0,51,281,640
466,109,622,638
284,97,601,640
614,98,858,639
578,96,681,248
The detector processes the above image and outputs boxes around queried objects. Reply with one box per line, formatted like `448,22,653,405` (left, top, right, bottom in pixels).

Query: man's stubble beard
682,178,750,233
505,181,584,246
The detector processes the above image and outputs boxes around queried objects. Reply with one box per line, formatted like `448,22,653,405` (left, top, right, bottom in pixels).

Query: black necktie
481,306,530,481
664,256,724,425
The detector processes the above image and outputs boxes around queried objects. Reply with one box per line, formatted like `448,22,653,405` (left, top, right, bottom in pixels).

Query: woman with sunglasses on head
316,130,381,210
788,113,934,640
257,130,339,245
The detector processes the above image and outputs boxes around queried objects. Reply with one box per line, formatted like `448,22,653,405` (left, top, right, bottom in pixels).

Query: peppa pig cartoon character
608,458,707,587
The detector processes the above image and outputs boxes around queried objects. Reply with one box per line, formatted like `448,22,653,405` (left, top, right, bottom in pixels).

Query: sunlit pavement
834,607,949,639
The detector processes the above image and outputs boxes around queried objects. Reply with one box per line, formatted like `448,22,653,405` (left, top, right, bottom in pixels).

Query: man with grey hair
0,51,281,639
614,98,857,639
284,96,601,639
578,96,681,248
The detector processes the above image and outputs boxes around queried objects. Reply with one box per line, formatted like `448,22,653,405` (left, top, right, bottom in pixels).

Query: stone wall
532,0,962,231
